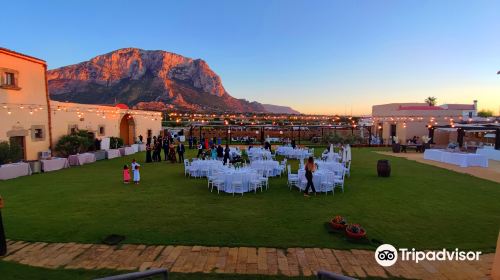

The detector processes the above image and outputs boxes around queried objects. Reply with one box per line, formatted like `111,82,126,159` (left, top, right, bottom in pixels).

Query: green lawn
0,148,499,252
0,260,318,280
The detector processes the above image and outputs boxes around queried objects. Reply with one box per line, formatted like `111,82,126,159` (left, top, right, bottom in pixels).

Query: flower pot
330,220,347,230
346,227,366,239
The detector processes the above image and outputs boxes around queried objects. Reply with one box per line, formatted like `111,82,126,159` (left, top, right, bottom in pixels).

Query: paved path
376,151,500,183
1,240,495,279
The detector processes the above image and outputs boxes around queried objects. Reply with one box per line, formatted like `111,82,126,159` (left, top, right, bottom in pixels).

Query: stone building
0,48,162,160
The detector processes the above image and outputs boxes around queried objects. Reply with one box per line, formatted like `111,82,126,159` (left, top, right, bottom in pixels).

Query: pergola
431,124,500,149
187,124,372,145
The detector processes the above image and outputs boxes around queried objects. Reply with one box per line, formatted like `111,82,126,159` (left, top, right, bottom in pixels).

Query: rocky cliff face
47,48,298,114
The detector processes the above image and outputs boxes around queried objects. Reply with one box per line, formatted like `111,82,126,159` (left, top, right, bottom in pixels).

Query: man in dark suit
177,142,185,163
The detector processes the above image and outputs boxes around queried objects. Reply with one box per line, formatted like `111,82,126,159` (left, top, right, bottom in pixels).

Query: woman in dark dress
304,156,317,197
223,144,230,165
145,143,152,163
169,142,177,163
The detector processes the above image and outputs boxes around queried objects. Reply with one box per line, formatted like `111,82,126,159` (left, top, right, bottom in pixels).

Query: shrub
0,140,23,165
55,130,94,157
110,137,124,149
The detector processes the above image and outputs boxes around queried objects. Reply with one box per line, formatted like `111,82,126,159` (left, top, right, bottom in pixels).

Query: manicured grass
0,148,499,252
0,260,318,280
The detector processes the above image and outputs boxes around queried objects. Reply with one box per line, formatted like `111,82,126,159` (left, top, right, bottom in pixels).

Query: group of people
145,135,185,164
197,143,233,164
123,158,140,184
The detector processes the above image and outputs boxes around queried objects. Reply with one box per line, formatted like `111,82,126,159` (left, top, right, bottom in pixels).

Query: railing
94,268,168,280
317,270,358,280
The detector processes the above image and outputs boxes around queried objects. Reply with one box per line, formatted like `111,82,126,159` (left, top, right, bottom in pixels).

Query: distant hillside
47,48,299,114
261,104,300,114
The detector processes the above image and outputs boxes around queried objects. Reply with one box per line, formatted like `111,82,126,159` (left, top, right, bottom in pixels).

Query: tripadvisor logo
374,244,482,267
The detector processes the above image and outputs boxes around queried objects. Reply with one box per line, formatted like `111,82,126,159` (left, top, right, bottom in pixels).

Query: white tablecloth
119,147,135,156
476,147,500,161
298,170,335,192
248,148,272,160
68,153,96,166
215,168,258,193
0,162,32,180
250,160,279,176
41,158,69,172
106,149,121,159
276,147,310,159
316,161,344,172
190,160,223,176
424,149,488,167
131,144,140,153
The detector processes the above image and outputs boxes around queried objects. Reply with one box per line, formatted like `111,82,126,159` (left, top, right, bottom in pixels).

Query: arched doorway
120,114,136,145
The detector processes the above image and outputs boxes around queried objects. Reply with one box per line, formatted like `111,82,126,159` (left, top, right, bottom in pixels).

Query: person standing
152,140,158,162
177,142,185,163
304,156,317,197
211,145,217,160
197,143,204,158
156,137,162,162
169,142,177,163
163,138,169,161
133,164,141,185
223,144,230,165
217,144,224,160
138,134,143,143
188,136,193,149
145,143,152,163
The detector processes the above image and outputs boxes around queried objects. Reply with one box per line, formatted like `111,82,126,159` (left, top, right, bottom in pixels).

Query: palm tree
425,96,437,106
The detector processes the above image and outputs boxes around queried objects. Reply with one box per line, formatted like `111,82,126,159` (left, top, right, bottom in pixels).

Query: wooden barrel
377,160,391,177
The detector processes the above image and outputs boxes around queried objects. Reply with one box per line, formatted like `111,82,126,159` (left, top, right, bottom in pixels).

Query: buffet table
0,162,32,180
119,147,135,156
424,149,488,167
106,149,121,159
476,147,500,161
68,153,97,166
41,158,70,172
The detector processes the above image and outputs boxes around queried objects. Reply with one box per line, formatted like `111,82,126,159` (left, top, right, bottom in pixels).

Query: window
0,68,20,89
68,125,78,134
31,125,46,141
98,125,105,136
4,72,14,85
34,128,43,139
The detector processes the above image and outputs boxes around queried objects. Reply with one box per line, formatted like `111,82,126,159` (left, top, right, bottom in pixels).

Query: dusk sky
3,0,499,115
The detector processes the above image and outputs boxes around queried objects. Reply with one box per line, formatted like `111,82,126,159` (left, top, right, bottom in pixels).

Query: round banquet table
248,148,272,160
190,160,223,176
215,168,258,194
298,169,334,192
250,160,279,176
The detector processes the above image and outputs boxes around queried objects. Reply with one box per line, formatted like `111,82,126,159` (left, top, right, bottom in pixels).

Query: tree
425,96,437,106
477,110,493,118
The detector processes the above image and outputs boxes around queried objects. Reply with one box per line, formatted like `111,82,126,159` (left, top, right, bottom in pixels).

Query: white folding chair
334,168,346,193
320,173,335,195
287,165,299,190
231,173,244,196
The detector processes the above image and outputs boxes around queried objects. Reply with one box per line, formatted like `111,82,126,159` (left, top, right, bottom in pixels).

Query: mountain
261,104,300,114
47,48,299,114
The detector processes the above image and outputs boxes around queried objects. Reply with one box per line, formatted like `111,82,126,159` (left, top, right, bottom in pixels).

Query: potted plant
330,215,347,230
345,224,366,239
